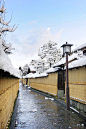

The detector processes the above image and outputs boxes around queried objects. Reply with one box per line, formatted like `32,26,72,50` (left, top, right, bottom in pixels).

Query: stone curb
54,98,86,121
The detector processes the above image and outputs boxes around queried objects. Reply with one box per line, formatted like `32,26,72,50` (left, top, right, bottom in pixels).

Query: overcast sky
3,0,86,68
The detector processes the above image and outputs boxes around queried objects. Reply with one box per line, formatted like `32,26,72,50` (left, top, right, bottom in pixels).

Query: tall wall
66,67,86,104
0,77,19,129
28,73,58,96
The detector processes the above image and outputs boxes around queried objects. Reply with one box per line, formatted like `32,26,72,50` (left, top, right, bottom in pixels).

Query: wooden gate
58,71,65,93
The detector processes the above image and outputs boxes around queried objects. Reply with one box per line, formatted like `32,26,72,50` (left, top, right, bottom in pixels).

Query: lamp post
61,42,73,110
19,67,23,84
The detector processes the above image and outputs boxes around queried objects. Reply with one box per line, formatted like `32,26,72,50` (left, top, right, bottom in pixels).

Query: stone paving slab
9,83,86,129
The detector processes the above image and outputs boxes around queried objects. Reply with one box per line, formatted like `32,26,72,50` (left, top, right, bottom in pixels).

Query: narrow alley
10,83,85,129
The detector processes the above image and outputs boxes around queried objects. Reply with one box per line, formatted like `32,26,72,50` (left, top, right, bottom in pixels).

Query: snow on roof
53,58,65,67
45,67,59,73
72,43,86,52
29,65,36,71
0,41,20,78
25,73,36,78
35,72,48,78
53,53,78,67
68,56,86,69
26,72,48,78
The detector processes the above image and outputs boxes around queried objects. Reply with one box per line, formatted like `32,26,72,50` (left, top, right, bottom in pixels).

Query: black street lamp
19,67,23,84
61,42,73,110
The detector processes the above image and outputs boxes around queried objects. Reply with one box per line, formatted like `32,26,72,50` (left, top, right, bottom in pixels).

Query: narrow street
10,83,85,129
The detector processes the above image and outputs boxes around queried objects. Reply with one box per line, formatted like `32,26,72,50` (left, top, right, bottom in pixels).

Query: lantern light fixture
61,42,73,55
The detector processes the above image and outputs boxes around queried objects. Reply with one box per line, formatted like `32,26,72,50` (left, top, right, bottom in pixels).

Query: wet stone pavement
10,83,86,129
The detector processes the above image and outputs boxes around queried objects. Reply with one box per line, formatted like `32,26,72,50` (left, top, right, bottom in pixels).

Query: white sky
3,0,86,68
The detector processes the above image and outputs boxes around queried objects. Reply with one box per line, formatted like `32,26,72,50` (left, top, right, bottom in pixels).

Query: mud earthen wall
28,72,58,96
65,67,86,104
0,77,19,129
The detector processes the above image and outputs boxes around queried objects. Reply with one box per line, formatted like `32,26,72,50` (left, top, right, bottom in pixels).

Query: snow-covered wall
53,51,85,68
0,39,20,78
0,3,20,78
72,43,86,52
68,56,86,69
24,72,48,78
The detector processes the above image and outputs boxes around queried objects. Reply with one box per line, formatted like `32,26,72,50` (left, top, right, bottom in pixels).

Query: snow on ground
70,107,79,113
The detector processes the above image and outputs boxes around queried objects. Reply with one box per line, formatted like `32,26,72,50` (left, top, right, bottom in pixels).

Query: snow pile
0,39,20,78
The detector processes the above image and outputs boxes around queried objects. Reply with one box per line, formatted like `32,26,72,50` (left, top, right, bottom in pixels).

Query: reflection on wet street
10,83,85,129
